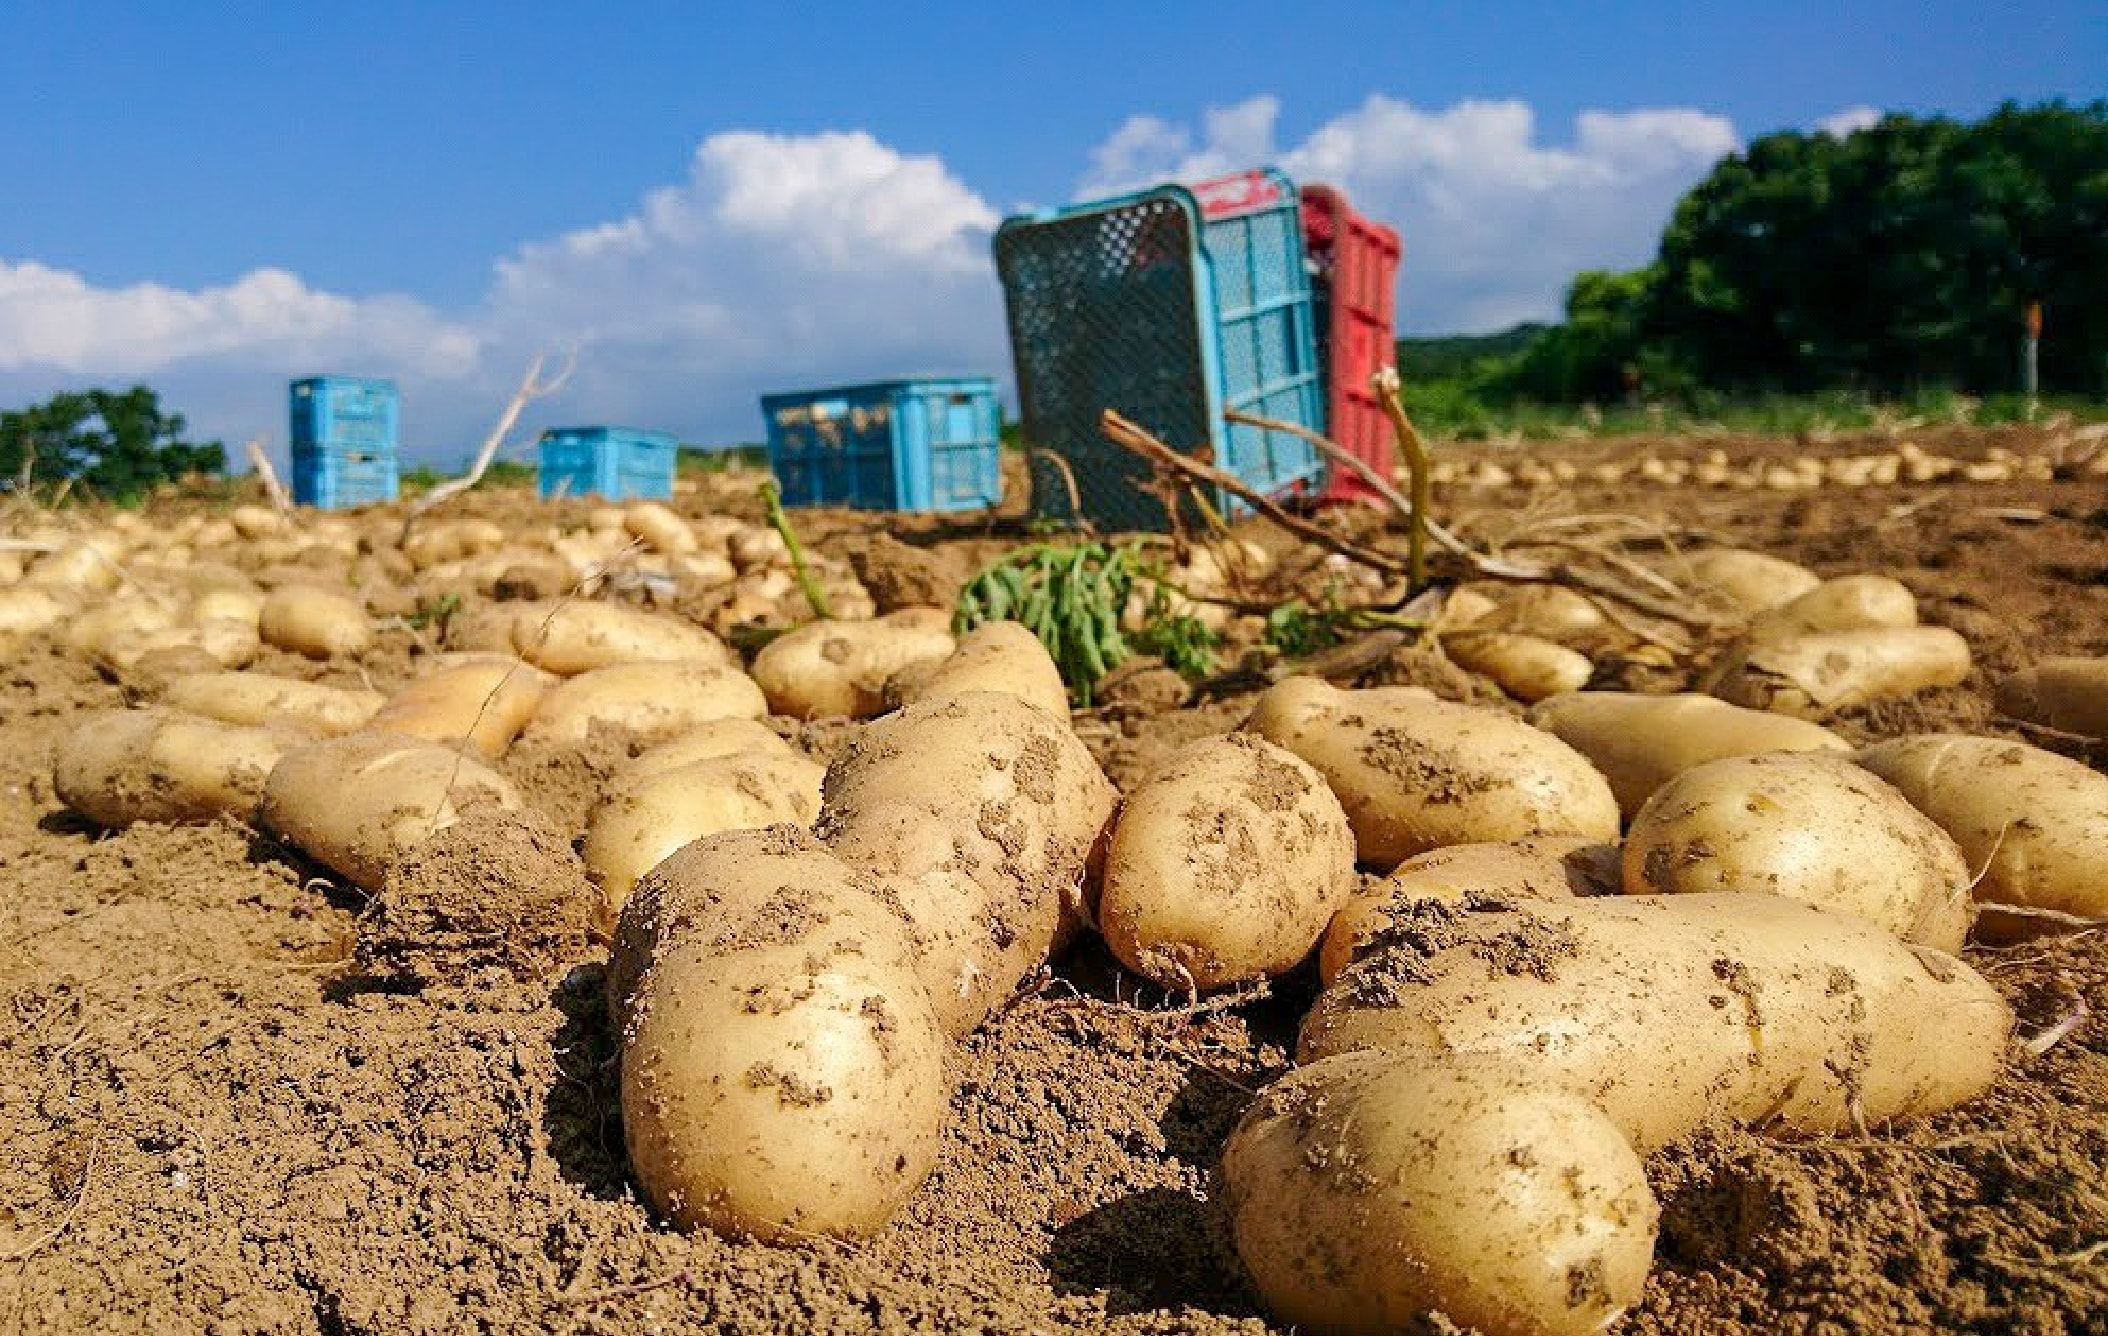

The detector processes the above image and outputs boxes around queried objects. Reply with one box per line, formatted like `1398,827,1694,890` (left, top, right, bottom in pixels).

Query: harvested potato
1099,734,1354,991
366,658,552,759
260,733,523,889
524,660,767,746
583,751,826,918
886,620,1069,717
1748,573,1917,641
1527,690,1851,817
616,828,947,1240
1319,836,1618,985
1994,656,2108,738
1622,752,1970,949
1244,676,1619,868
620,717,794,784
1855,734,2108,937
189,587,266,627
1441,630,1593,702
818,692,1118,1033
1708,626,1971,718
1673,547,1821,614
1476,584,1615,649
622,502,696,555
751,609,957,720
161,671,385,736
258,585,372,659
27,541,123,594
65,597,178,661
510,601,730,675
1223,1050,1656,1336
1301,892,2011,1151
54,708,288,827
0,586,76,640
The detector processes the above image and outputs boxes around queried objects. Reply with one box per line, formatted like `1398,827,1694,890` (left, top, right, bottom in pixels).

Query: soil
3,426,2106,1335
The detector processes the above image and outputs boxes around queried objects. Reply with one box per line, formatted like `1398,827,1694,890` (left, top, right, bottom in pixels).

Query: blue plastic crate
993,167,1324,531
290,377,399,451
290,443,399,510
537,426,678,501
760,378,1001,513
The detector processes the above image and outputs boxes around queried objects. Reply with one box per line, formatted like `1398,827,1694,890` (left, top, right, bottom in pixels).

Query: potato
616,828,947,1241
27,541,122,594
1319,836,1618,985
1098,734,1354,991
1223,1050,1656,1336
366,658,552,759
1747,573,1917,641
228,504,286,539
622,502,696,555
1301,892,2011,1151
161,671,385,736
259,733,523,889
1441,630,1593,702
1673,547,1821,614
258,585,372,659
524,659,767,747
1622,752,1969,949
1994,656,2108,738
104,617,261,672
583,751,826,918
728,525,788,570
189,587,266,627
1244,676,1619,868
1527,690,1851,817
510,601,730,675
1855,734,2108,937
0,586,75,640
751,609,956,720
885,620,1069,717
1708,626,1971,718
54,708,288,827
65,596,178,660
818,692,1118,1033
620,717,795,784
1477,583,1614,649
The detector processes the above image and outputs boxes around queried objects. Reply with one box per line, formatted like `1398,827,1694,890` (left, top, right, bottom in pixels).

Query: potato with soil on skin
1994,656,2108,738
1671,547,1821,614
522,659,767,747
1244,676,1620,869
622,502,697,555
1319,835,1619,985
1471,583,1618,651
1301,891,2012,1152
615,828,948,1241
1222,1049,1658,1336
751,609,957,720
1746,573,1918,641
257,585,372,659
1707,625,1972,719
1526,690,1851,818
816,691,1118,1034
54,708,289,827
618,717,795,784
509,600,730,675
1855,733,2108,939
259,732,523,890
583,750,827,922
1622,751,1970,949
365,657,553,759
160,671,385,736
885,620,1070,717
1440,629,1593,703
1098,733,1354,992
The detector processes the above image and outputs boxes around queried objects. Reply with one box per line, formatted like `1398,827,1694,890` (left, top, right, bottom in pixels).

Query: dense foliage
0,386,225,501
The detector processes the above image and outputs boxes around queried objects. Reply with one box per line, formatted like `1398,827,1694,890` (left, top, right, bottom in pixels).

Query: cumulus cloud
1818,105,1883,138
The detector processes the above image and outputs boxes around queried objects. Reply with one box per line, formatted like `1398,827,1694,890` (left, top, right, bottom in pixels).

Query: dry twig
244,436,291,515
401,347,577,541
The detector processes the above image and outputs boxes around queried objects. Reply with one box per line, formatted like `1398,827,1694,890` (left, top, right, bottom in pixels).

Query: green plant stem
1374,369,1432,593
760,479,831,620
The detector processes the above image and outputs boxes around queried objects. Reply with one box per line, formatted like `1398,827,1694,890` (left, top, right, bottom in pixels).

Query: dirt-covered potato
583,751,826,920
1673,547,1821,614
619,717,795,784
1245,676,1620,868
622,502,696,555
885,620,1069,717
260,733,523,889
1223,1049,1657,1336
523,660,767,746
1622,752,1970,949
1440,629,1593,702
750,609,957,720
366,658,552,759
1708,625,1972,718
616,828,947,1241
1994,656,2108,738
258,585,372,659
1527,690,1852,818
1747,573,1918,641
817,691,1118,1033
510,601,730,675
1319,836,1619,985
1474,583,1617,650
27,541,123,594
160,671,385,736
1301,892,2011,1151
1855,733,2108,938
54,708,288,827
1098,733,1354,991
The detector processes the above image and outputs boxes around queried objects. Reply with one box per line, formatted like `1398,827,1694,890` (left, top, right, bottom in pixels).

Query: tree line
0,386,224,501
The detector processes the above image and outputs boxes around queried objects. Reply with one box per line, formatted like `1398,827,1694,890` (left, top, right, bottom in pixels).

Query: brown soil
4,432,2107,1335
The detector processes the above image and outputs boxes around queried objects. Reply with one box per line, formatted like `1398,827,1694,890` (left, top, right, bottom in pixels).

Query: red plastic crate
1300,185,1402,505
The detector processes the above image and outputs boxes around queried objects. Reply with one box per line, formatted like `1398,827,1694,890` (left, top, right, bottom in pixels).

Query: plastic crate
760,378,1002,513
536,426,678,501
994,168,1324,531
290,443,400,510
289,376,399,451
1301,185,1403,506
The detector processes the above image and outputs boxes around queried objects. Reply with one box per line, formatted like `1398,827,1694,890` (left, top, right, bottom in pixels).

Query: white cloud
1818,105,1882,138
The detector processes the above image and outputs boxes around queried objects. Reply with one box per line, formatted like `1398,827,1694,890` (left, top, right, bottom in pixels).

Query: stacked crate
537,427,679,501
760,377,1002,513
289,377,400,509
1300,185,1403,506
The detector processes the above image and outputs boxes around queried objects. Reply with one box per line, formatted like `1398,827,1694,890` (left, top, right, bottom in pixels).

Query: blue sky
2,1,2101,462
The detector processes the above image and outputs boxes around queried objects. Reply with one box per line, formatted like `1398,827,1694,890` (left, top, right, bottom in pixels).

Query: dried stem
1371,367,1432,590
243,437,291,514
401,347,577,541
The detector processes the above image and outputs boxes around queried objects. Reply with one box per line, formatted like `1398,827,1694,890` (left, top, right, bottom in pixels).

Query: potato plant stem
760,479,832,620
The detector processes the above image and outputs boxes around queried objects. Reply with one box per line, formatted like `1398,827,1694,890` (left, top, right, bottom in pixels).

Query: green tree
0,385,225,501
